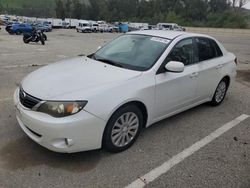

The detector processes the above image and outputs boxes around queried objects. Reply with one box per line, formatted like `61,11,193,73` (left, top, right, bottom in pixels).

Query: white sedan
14,30,237,153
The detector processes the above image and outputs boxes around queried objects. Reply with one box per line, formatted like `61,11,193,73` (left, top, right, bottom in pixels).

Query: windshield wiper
95,58,124,68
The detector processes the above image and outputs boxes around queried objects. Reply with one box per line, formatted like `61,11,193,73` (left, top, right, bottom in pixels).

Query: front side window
195,37,222,62
165,38,194,66
92,34,170,71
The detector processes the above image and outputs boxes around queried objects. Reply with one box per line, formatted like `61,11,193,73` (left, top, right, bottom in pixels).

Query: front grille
19,87,42,109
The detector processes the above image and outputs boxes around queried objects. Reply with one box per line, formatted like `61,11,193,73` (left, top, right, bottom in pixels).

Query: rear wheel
103,105,143,152
16,30,21,35
23,37,29,44
210,78,228,106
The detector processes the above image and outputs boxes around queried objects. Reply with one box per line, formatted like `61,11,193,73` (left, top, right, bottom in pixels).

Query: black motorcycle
23,30,47,45
5,24,13,34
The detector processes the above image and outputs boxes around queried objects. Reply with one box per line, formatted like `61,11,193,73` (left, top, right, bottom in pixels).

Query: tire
40,37,45,45
23,37,29,44
43,34,47,41
210,78,228,106
103,105,143,152
16,30,21,35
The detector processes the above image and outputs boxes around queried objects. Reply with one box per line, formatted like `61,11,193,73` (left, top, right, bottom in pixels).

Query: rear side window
210,39,223,57
195,37,223,62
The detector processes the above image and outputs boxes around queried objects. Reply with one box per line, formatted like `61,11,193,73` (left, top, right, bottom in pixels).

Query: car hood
21,57,142,100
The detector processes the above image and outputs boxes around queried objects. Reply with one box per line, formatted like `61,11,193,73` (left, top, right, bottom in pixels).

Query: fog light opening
65,138,74,147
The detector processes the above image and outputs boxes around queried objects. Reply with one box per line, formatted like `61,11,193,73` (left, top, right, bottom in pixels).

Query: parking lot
0,27,250,188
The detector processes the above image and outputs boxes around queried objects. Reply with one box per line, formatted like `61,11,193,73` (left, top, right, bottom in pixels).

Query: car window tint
165,38,194,66
195,37,222,62
210,39,223,57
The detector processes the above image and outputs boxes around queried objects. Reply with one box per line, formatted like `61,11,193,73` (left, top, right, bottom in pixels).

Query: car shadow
0,102,216,173
0,135,102,173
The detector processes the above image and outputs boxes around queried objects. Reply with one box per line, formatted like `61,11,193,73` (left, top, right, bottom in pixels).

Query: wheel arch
101,100,148,150
222,75,230,88
107,100,148,128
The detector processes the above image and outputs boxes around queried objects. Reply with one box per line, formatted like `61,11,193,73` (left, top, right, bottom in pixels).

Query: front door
155,38,199,119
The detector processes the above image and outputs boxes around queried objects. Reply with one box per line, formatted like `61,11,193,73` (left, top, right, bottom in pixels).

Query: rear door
194,37,224,100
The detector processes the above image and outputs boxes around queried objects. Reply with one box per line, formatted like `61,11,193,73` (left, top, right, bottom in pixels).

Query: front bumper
13,88,106,153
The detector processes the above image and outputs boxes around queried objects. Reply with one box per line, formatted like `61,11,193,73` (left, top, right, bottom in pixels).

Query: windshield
162,25,172,29
92,34,170,71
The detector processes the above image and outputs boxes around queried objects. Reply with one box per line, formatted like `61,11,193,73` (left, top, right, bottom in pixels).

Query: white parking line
125,114,250,188
0,98,12,102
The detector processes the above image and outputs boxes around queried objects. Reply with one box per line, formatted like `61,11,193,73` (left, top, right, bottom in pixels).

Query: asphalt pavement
0,27,249,188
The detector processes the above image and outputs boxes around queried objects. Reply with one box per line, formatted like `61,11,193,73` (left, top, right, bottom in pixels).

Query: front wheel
40,37,45,45
103,105,143,152
43,33,47,41
210,78,228,106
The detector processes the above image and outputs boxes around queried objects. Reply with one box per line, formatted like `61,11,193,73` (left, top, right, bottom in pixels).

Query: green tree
55,0,66,19
72,0,84,19
65,0,72,18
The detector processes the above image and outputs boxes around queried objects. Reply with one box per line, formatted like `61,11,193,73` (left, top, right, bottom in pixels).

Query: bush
206,10,248,28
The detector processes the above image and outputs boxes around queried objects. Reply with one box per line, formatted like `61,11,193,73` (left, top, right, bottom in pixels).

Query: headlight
36,101,88,117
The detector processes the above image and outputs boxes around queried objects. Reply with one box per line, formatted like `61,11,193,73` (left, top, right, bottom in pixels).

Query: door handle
216,64,223,69
190,72,198,78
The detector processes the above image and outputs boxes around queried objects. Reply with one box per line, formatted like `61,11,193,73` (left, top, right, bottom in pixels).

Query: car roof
128,30,211,40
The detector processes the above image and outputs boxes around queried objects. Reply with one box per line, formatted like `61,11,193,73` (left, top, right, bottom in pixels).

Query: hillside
0,0,88,18
0,0,56,17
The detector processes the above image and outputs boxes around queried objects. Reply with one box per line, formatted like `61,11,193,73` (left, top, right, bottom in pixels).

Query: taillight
234,58,238,65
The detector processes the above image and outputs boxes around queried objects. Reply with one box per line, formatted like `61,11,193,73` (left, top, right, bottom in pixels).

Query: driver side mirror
165,61,184,73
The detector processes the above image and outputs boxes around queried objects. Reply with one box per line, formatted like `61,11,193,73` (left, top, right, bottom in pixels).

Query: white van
89,21,99,32
157,23,185,31
76,20,92,33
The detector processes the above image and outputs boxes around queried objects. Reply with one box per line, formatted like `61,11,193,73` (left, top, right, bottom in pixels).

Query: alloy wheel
111,112,139,147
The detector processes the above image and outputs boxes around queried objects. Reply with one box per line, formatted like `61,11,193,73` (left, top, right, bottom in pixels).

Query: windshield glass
162,25,171,29
93,34,170,71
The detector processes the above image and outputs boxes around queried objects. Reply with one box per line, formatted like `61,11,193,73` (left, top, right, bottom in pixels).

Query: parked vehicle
157,23,185,31
34,23,52,32
5,24,12,33
99,24,112,32
98,24,107,32
62,21,70,29
23,30,46,45
8,23,33,35
43,21,52,29
118,23,129,33
91,23,99,32
76,21,92,33
14,30,237,153
51,19,62,28
69,19,78,29
129,23,149,30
